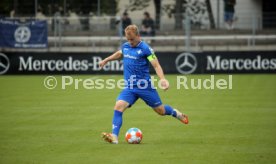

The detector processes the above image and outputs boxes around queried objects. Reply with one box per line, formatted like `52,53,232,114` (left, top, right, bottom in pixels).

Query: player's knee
156,111,165,116
114,100,129,112
153,106,165,116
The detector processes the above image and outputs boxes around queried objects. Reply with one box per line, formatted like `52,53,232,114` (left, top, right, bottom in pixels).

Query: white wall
116,0,156,26
211,0,263,29
116,0,263,30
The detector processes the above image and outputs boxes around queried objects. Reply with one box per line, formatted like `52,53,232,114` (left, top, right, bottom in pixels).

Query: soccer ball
125,128,143,144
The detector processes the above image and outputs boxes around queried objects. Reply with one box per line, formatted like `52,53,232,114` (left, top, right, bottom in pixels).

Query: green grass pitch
0,74,276,164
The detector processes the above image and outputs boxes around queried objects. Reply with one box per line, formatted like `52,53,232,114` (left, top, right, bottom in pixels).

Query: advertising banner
0,51,275,75
0,19,48,48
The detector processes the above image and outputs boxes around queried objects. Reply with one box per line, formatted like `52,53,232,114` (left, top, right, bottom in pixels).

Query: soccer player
99,25,188,144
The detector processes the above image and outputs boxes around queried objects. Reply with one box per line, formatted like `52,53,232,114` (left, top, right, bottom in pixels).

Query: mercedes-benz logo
0,53,10,75
175,52,197,74
14,26,31,43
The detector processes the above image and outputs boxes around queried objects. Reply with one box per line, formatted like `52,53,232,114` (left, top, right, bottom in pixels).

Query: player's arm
149,55,169,91
99,50,123,68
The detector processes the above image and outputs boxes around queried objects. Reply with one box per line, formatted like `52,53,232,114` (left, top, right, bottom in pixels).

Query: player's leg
138,88,188,124
102,89,138,144
102,100,128,144
111,100,128,138
153,105,189,124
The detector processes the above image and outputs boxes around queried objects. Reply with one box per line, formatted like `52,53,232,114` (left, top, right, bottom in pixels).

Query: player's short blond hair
125,24,139,35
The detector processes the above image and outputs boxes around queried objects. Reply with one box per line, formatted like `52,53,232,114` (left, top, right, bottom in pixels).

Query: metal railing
1,15,276,52
48,35,276,47
34,13,276,34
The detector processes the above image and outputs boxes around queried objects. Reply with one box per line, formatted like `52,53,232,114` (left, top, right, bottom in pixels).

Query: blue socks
112,110,123,137
111,106,175,137
164,105,177,117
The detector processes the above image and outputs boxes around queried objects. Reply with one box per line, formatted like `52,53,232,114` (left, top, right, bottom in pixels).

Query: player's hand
160,79,169,91
99,59,108,69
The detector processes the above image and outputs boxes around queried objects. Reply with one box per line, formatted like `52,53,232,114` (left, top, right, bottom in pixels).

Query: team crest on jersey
137,49,142,54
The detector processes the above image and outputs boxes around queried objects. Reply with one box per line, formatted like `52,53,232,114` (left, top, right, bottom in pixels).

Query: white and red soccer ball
125,128,143,144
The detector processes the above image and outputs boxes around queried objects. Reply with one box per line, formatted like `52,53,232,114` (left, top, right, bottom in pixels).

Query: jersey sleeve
144,45,157,62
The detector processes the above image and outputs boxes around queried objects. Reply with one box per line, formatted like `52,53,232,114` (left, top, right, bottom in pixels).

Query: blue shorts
117,87,162,108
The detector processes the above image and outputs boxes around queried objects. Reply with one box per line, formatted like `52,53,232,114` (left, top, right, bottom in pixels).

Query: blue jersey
121,41,155,87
